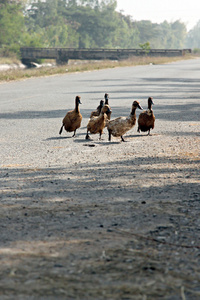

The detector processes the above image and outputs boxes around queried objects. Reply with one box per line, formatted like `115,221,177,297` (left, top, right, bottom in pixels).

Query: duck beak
138,104,143,110
79,100,82,104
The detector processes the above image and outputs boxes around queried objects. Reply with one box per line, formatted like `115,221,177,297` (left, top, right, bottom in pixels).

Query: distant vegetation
0,0,194,60
185,21,200,49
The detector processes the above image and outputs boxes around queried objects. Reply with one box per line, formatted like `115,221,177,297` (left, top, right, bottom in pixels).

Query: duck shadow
74,138,103,144
74,139,90,144
45,130,88,141
45,136,72,141
74,138,122,145
104,141,123,145
127,134,146,138
97,140,123,145
127,133,158,138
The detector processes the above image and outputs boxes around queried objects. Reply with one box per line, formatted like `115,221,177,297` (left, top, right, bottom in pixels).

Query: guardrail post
56,49,69,65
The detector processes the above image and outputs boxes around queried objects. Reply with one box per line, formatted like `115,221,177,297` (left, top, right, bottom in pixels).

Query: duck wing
63,110,82,131
107,117,133,136
87,115,106,134
138,111,155,129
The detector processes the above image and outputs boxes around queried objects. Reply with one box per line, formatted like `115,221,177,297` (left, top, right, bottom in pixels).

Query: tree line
186,21,200,50
0,0,195,58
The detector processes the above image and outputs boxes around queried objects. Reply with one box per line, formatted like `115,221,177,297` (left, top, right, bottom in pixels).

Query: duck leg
121,136,125,142
85,130,90,140
59,125,64,135
137,126,140,133
108,129,112,141
99,130,103,140
72,129,76,137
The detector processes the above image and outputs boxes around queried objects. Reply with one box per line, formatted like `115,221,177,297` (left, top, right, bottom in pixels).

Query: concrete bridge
20,47,192,66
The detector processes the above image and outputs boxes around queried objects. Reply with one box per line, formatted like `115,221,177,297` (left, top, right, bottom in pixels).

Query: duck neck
148,103,152,111
130,107,136,117
105,98,109,105
148,98,153,112
98,107,102,113
100,112,106,120
75,102,80,113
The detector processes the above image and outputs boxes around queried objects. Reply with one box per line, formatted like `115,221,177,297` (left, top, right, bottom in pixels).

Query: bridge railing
20,47,192,65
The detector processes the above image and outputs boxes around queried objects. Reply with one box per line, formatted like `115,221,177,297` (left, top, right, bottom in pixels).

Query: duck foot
147,130,152,136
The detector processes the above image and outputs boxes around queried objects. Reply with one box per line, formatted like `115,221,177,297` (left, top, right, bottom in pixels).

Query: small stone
54,264,63,268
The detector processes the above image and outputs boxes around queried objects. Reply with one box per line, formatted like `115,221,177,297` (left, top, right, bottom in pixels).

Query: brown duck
107,101,143,142
86,105,111,140
59,96,82,137
137,97,155,135
90,100,104,118
104,93,112,120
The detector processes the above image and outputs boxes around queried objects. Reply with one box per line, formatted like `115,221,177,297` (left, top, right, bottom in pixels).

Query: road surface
0,59,200,299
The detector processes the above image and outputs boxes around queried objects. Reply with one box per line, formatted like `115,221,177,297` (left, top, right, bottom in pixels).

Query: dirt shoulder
1,122,199,299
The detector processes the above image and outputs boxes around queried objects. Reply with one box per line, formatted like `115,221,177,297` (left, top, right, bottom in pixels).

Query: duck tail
59,125,64,135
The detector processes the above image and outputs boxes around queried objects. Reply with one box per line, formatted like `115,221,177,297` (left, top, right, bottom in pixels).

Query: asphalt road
0,58,200,167
0,58,200,299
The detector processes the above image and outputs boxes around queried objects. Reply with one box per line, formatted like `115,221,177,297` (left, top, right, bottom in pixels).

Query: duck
107,101,143,142
137,97,155,135
90,100,104,118
104,93,112,120
59,95,82,137
85,104,111,140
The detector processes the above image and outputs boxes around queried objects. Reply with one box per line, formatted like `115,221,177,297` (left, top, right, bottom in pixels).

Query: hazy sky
116,0,200,31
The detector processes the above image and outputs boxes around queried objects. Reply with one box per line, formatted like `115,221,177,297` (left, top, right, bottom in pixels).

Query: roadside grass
0,54,194,82
0,56,21,65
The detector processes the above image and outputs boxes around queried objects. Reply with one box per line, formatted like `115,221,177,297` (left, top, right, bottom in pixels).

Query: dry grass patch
0,54,194,82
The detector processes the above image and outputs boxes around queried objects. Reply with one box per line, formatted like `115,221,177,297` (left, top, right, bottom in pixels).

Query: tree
0,1,25,52
111,14,139,48
171,21,186,48
0,0,188,55
185,21,200,49
24,0,76,47
63,1,119,48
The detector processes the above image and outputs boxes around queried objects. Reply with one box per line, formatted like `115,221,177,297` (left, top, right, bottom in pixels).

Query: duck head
101,104,111,114
104,93,109,104
148,97,154,107
100,100,104,107
75,95,82,105
132,100,143,110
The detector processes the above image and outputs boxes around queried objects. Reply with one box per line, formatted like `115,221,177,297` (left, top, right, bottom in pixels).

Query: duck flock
59,93,155,142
